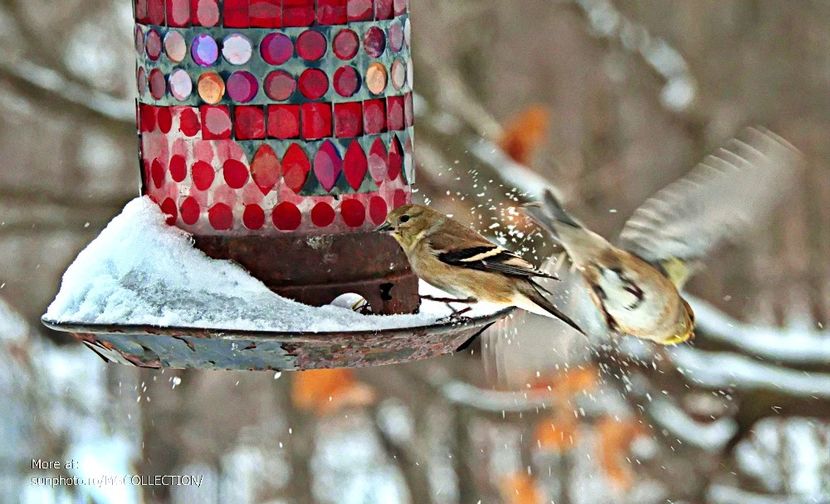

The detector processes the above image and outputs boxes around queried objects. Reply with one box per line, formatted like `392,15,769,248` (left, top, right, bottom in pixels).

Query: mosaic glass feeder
43,0,512,371
134,0,418,311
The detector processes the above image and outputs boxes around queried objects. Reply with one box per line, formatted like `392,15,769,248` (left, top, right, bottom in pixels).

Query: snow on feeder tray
42,199,511,370
42,1,514,370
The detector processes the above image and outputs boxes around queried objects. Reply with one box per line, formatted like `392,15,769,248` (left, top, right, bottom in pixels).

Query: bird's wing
618,127,802,288
431,220,557,280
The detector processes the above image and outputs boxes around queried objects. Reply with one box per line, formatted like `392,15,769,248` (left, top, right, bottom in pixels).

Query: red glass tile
314,141,342,192
200,105,232,139
311,202,335,227
264,70,296,101
333,66,360,97
147,0,165,24
261,33,293,64
393,0,406,15
301,103,332,140
296,30,327,61
179,107,201,136
251,144,280,194
272,202,302,230
388,134,403,180
283,0,314,26
223,0,249,27
137,66,147,96
298,69,329,100
363,99,386,135
374,0,393,19
368,137,387,183
161,198,178,225
223,159,249,188
192,160,216,190
209,203,234,230
334,102,363,138
404,92,414,126
191,0,220,26
347,0,373,21
149,69,166,99
180,196,201,224
363,26,386,57
151,158,166,188
317,0,347,24
145,29,162,60
388,20,404,52
282,144,310,192
167,0,190,26
227,71,259,103
340,199,365,227
243,204,265,229
369,195,387,224
139,104,156,132
234,106,265,140
343,141,368,189
157,107,173,133
333,29,359,60
136,0,149,23
393,188,408,208
267,104,301,139
250,0,281,27
170,154,187,182
386,95,404,130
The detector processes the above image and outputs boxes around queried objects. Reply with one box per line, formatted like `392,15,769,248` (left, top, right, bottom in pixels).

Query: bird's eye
399,215,410,224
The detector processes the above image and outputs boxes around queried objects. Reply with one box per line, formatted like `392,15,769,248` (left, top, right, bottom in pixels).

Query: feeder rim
41,308,515,342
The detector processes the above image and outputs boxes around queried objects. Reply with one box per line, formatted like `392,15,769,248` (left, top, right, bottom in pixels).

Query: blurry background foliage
2,0,830,503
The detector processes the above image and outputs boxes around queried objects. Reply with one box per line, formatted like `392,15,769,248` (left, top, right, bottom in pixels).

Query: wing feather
431,219,556,279
618,127,802,286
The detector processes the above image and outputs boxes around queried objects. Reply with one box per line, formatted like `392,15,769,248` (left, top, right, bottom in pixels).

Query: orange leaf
497,105,550,166
291,369,375,415
499,473,543,504
534,414,579,453
595,416,646,490
529,365,598,400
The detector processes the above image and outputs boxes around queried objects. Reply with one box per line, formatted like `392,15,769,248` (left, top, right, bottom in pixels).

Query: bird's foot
421,295,477,323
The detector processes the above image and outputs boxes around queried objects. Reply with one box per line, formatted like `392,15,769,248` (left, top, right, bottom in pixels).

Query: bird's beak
375,222,394,233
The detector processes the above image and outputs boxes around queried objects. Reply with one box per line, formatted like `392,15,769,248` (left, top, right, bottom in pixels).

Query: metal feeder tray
42,307,513,371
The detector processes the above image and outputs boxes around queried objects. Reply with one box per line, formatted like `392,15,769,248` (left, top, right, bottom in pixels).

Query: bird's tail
516,280,585,335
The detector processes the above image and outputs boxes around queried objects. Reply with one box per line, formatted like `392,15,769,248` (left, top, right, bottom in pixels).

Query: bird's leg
420,295,477,322
420,295,477,305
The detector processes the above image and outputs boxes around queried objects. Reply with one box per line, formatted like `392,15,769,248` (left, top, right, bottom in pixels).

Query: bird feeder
43,0,512,370
135,0,418,312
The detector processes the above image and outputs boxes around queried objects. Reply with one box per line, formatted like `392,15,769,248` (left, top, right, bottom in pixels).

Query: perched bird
525,127,801,345
376,205,584,334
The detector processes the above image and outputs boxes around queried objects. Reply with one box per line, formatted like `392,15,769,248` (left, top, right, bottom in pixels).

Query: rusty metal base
41,308,512,371
194,232,419,315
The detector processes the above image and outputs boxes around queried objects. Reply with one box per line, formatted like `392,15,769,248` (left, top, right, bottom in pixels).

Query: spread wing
618,127,802,287
431,220,556,280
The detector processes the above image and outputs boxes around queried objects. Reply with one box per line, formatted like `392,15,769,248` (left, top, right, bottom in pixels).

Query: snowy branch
648,398,737,451
0,57,134,129
669,346,830,399
688,295,830,366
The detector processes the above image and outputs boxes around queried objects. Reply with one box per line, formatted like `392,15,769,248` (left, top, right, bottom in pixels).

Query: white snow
670,346,830,398
45,197,504,333
689,295,830,365
648,398,737,451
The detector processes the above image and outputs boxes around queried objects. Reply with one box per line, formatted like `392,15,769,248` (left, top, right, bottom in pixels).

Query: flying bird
525,127,801,345
377,204,584,334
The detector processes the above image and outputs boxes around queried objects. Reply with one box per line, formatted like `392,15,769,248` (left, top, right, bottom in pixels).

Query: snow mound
45,197,503,333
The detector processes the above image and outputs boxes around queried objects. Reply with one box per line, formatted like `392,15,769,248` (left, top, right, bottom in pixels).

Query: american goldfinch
376,205,584,334
526,127,801,345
